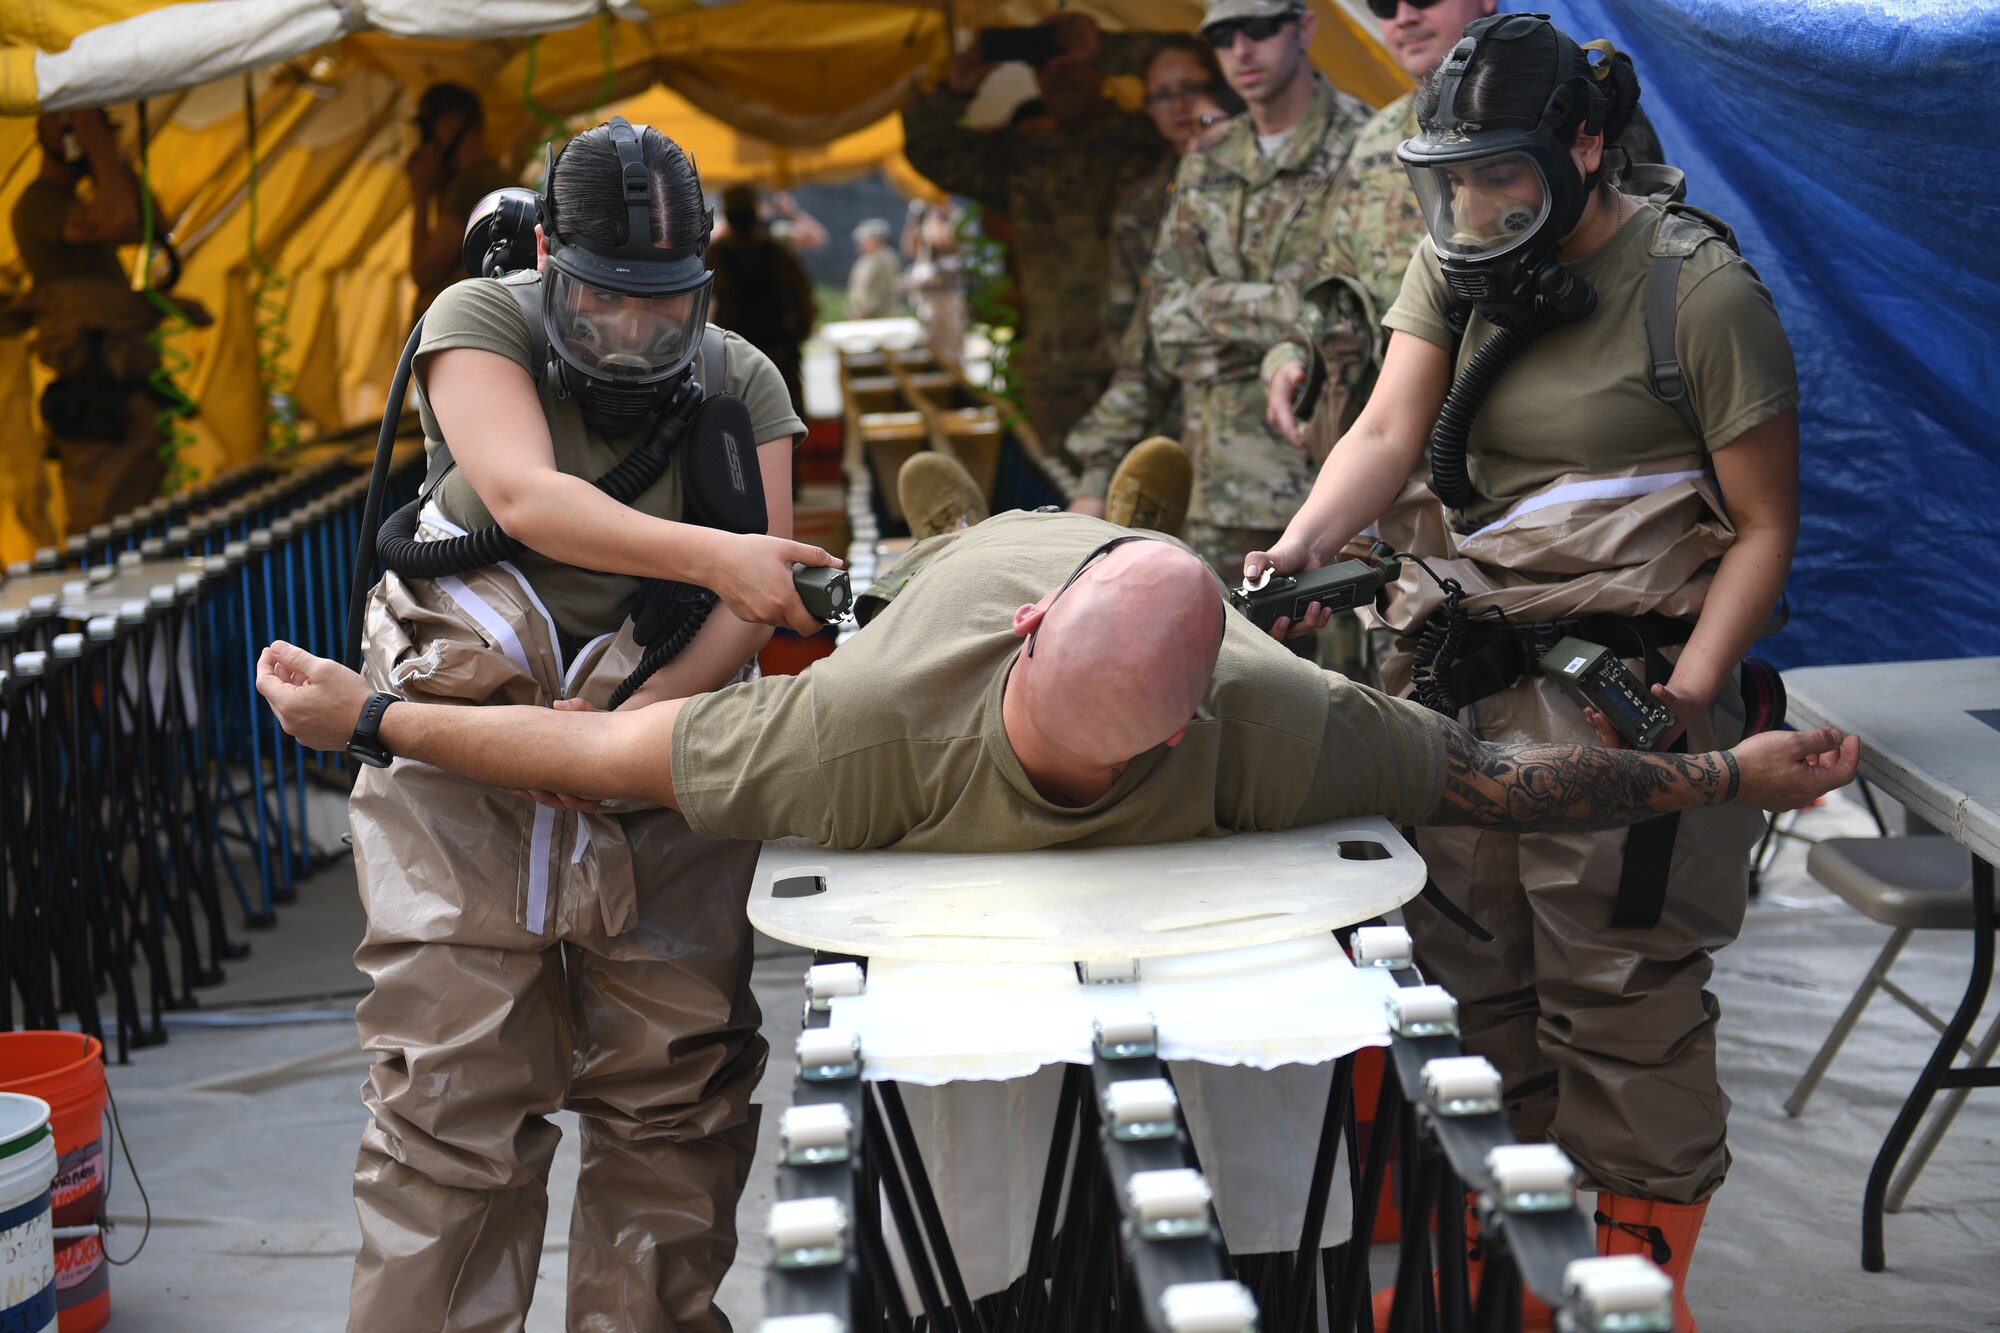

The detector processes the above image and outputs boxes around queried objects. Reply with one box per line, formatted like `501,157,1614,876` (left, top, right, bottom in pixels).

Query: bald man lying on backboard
260,510,1857,847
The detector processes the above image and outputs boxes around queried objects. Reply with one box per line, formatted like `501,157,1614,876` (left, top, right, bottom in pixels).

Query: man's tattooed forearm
1431,722,1732,832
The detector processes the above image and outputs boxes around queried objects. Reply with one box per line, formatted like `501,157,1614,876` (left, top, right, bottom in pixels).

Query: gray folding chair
1784,835,1995,1210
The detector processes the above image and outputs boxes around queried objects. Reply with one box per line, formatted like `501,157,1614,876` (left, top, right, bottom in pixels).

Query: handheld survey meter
1536,636,1677,750
793,566,852,624
1231,553,1400,632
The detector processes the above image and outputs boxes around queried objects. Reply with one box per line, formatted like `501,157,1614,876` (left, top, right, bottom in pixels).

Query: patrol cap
1200,0,1304,30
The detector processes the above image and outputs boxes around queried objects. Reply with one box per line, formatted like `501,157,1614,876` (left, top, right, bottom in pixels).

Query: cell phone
979,25,1064,67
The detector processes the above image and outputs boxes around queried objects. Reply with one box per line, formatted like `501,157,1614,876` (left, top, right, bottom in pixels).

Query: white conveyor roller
1350,924,1413,969
1485,1142,1576,1213
796,1027,862,1081
1103,1077,1179,1141
768,1197,849,1269
1563,1255,1674,1332
1386,985,1459,1038
780,1102,855,1166
806,961,866,1011
759,1317,847,1333
1127,1167,1213,1241
1093,1006,1159,1060
1421,1055,1503,1116
1160,1279,1259,1333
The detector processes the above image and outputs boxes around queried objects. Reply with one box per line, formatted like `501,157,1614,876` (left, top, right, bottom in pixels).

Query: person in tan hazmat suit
263,502,1853,1327
1251,17,1801,1330
340,116,839,1332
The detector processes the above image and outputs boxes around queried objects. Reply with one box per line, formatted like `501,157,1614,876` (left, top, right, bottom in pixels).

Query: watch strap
348,690,399,768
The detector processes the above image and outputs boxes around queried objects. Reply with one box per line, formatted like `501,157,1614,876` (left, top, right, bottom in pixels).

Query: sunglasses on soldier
1200,12,1300,47
1365,0,1448,19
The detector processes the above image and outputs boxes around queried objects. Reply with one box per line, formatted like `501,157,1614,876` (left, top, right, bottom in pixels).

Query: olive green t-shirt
10,181,127,286
412,272,805,639
672,510,1449,851
1382,201,1799,526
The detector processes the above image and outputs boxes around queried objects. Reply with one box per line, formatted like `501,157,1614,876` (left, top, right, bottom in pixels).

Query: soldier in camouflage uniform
1146,0,1374,584
846,219,904,319
1068,37,1243,510
902,13,1171,455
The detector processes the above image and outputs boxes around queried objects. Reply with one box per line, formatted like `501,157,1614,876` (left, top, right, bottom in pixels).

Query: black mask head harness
538,116,714,436
1397,13,1606,327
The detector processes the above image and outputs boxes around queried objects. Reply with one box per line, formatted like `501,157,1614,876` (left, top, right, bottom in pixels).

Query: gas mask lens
1406,151,1551,260
544,266,710,384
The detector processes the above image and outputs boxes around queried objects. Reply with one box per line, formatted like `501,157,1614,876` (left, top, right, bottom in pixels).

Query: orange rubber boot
1595,1192,1709,1333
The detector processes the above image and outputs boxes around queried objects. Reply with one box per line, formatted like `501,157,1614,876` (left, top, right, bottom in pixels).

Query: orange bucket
0,1033,111,1333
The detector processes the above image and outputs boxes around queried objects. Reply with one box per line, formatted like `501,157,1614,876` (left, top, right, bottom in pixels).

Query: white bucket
0,1092,58,1333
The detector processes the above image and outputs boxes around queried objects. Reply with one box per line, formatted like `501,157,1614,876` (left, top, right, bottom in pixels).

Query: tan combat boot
897,450,988,540
1104,435,1192,535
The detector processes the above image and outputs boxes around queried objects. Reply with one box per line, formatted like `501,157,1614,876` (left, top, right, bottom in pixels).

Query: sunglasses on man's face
1365,0,1447,20
1200,12,1299,48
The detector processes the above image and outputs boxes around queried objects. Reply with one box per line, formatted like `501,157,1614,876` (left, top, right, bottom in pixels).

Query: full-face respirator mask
1396,13,1609,328
546,122,712,435
1390,14,1631,517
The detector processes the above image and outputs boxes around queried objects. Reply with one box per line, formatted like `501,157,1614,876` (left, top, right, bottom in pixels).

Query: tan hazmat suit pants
1362,458,1764,1203
1403,671,1764,1204
345,559,766,1332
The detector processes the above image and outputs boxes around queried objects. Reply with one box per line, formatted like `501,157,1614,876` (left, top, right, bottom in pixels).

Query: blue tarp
1538,1,1999,667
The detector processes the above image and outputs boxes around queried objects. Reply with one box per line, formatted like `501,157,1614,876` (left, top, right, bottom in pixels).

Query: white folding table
1784,656,2000,1271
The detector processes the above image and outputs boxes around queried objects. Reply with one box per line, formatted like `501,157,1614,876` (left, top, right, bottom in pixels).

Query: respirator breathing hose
605,596,713,711
1426,299,1573,511
1428,267,1597,513
345,317,426,668
372,387,715,708
374,387,695,580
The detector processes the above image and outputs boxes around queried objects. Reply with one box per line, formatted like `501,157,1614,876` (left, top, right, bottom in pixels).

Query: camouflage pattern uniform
1148,74,1373,581
1103,153,1176,352
903,87,1169,455
1303,92,1423,374
846,248,905,320
1066,154,1182,499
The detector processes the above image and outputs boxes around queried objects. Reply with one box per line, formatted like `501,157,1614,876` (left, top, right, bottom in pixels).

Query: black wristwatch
347,691,400,768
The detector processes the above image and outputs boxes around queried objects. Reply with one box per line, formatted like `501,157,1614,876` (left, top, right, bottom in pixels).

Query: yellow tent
0,0,1404,558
